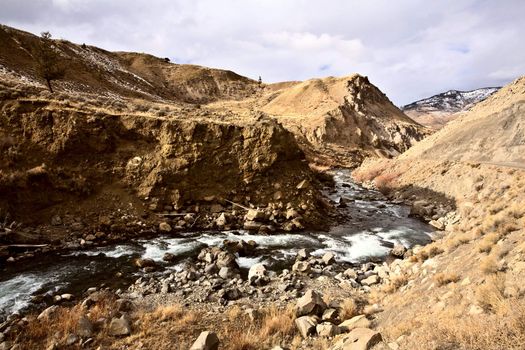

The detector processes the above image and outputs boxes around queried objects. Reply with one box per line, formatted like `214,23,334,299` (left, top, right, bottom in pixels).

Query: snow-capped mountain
402,87,500,129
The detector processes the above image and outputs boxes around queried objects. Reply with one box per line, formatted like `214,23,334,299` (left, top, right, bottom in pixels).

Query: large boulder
295,316,318,338
331,328,382,350
248,263,268,286
245,209,266,222
189,331,220,350
316,322,340,337
292,261,311,273
339,315,371,332
216,251,237,268
296,290,327,317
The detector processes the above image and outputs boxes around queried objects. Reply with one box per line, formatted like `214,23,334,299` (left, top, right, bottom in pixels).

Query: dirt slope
352,76,525,349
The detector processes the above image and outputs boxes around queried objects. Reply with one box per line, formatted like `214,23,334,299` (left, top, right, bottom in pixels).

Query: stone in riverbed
292,261,311,273
135,258,157,269
248,263,268,286
216,251,236,268
159,222,172,232
189,331,220,350
390,244,407,258
245,209,265,222
296,248,310,261
322,252,336,265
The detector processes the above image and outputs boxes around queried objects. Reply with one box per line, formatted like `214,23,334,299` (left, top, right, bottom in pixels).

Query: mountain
402,87,500,129
400,77,524,163
258,74,429,166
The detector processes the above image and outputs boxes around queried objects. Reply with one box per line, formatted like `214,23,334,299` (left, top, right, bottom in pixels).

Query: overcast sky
1,0,524,105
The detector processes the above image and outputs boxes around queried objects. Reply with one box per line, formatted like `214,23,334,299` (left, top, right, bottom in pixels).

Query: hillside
402,87,500,129
0,24,428,168
259,75,429,166
353,76,525,349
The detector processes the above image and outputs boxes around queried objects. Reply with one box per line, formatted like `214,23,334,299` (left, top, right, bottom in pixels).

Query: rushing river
0,170,434,319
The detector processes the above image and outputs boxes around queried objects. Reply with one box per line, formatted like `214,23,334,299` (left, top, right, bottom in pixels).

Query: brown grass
339,298,359,320
434,272,460,286
480,255,499,274
380,274,409,294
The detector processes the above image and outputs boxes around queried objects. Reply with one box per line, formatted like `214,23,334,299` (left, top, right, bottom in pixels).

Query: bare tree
33,31,65,93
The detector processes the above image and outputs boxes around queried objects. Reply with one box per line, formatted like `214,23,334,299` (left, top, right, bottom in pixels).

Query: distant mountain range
402,87,500,129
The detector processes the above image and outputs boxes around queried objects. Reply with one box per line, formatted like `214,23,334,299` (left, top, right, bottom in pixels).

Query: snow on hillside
402,87,500,114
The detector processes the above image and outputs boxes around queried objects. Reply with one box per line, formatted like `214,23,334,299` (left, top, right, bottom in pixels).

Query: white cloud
1,0,524,104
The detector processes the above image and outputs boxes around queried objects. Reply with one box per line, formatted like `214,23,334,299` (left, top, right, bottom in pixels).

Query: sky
1,0,524,105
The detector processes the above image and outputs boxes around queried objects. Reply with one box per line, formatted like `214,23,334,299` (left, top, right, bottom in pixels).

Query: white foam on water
62,245,137,258
197,232,319,249
141,238,201,261
0,274,52,316
237,256,264,269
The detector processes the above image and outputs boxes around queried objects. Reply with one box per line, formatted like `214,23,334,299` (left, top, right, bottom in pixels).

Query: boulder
216,251,237,268
316,322,340,337
322,252,336,265
429,220,445,230
343,268,357,279
245,209,265,222
322,308,339,323
189,331,220,350
243,221,262,231
331,328,382,350
296,289,327,317
37,305,59,320
163,252,176,262
218,267,237,279
339,315,371,332
135,258,157,269
248,263,268,286
292,261,311,273
108,316,131,337
77,316,93,337
159,222,172,232
216,213,228,228
295,316,318,338
390,244,406,258
296,248,310,261
361,275,379,286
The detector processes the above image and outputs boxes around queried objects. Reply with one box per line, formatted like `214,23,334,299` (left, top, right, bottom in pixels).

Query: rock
189,331,220,350
322,252,336,265
339,315,371,332
286,208,300,220
85,234,96,241
296,248,310,261
248,263,268,286
61,293,74,301
216,251,237,268
135,258,157,269
292,261,311,273
295,316,318,338
65,334,79,346
322,308,339,322
316,322,340,337
245,209,265,222
51,215,62,226
38,305,59,320
224,288,242,300
218,267,237,279
204,263,219,275
77,316,93,337
296,179,309,190
243,221,262,231
343,268,357,279
163,252,176,262
159,222,172,232
361,275,379,286
216,213,228,228
331,328,382,350
296,289,327,317
108,316,131,336
429,220,445,230
390,244,406,258
0,342,11,350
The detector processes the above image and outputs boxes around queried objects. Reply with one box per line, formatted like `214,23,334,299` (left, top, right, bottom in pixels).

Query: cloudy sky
1,0,524,105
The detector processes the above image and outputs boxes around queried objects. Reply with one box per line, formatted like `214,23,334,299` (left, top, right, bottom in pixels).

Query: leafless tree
33,31,65,93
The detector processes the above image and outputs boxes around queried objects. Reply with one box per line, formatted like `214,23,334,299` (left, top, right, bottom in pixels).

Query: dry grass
380,274,409,294
410,243,444,262
339,298,359,320
434,272,460,286
476,275,507,313
478,232,501,253
374,172,401,193
480,255,499,274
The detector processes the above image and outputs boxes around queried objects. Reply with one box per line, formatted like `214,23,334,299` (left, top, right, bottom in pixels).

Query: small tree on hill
33,31,65,93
